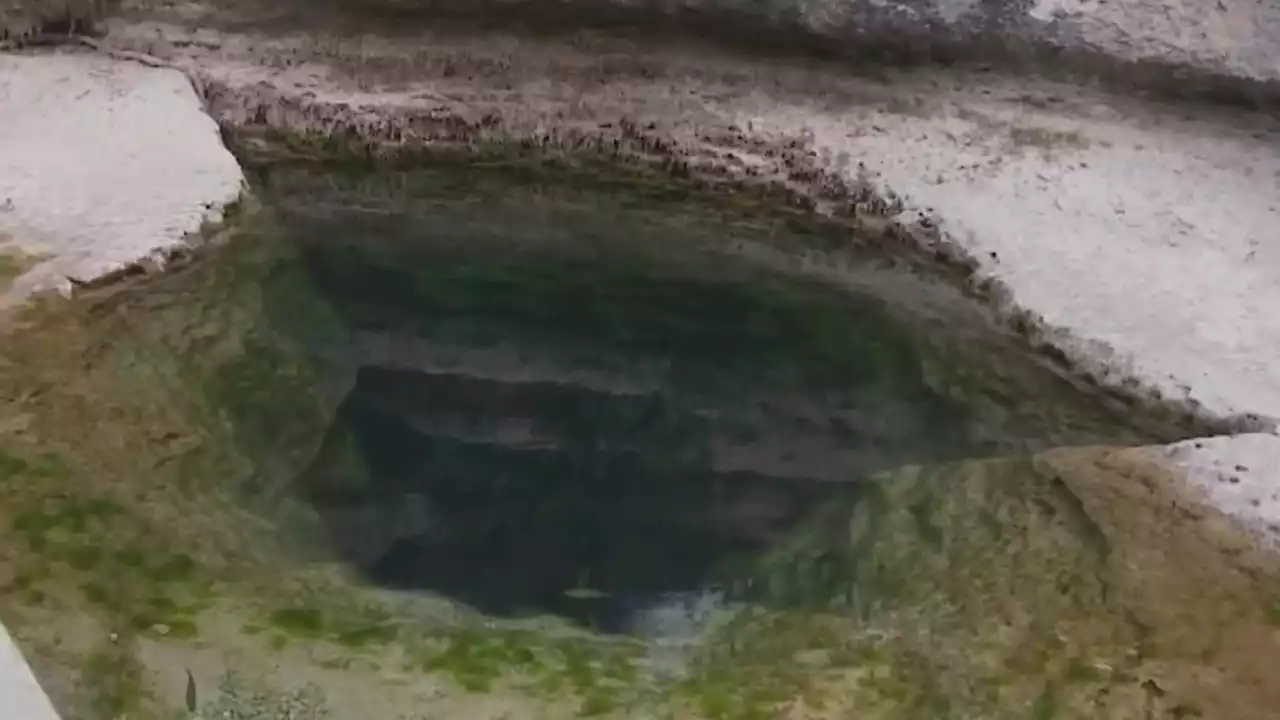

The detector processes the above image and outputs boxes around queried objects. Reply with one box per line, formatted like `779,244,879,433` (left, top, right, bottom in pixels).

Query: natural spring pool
0,154,1276,720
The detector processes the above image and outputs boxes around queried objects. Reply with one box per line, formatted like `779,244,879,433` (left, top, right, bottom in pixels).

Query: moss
0,253,20,285
0,450,66,481
10,496,132,580
269,606,326,637
1031,688,1057,720
147,552,197,583
334,623,398,648
129,593,201,639
81,498,126,518
85,647,148,719
1064,658,1102,684
1264,599,1280,626
578,692,618,716
0,448,30,477
10,568,36,591
205,334,323,474
416,625,646,708
456,671,496,693
695,686,737,718
79,582,111,606
146,594,182,614
165,619,201,639
190,227,351,516
0,247,46,291
676,611,840,717
0,207,354,719
12,509,58,540
115,548,146,568
420,631,524,693
64,544,103,571
129,613,155,631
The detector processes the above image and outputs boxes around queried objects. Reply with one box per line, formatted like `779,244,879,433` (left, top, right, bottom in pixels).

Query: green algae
85,647,148,718
268,606,327,637
675,449,1280,719
0,205,358,719
416,625,646,710
0,149,1273,720
0,246,45,291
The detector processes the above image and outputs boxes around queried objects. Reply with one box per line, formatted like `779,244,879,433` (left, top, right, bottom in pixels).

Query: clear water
0,157,1238,720
255,161,1186,638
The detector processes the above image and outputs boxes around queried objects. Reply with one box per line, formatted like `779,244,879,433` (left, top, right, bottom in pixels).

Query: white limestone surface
735,82,1280,543
735,79,1280,425
1159,433,1280,548
0,624,60,720
0,51,244,302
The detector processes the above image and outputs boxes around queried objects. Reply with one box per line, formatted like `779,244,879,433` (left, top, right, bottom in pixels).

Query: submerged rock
729,445,1280,717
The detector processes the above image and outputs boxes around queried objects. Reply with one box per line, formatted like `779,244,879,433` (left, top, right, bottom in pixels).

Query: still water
0,155,1256,719
263,161,1181,639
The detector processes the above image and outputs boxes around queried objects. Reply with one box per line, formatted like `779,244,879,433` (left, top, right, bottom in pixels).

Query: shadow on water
263,161,1184,637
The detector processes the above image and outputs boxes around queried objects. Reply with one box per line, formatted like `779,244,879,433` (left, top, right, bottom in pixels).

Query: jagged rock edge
199,0,1280,115
171,72,1271,439
0,0,111,50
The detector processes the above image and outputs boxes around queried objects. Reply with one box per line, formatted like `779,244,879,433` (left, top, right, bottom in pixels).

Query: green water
0,155,1251,720
243,161,1186,636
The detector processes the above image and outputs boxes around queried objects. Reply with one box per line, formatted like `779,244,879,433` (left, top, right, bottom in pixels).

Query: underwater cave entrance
329,365,853,634
252,160,1192,637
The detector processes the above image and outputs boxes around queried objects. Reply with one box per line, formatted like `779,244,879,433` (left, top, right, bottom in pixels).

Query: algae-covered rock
711,447,1280,719
0,206,356,718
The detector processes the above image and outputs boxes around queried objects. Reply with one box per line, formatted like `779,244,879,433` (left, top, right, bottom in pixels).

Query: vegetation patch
0,245,46,291
268,606,327,638
85,646,149,719
416,626,644,709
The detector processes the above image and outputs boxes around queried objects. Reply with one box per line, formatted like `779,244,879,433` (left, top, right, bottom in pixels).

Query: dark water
269,163,1175,635
334,366,854,633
